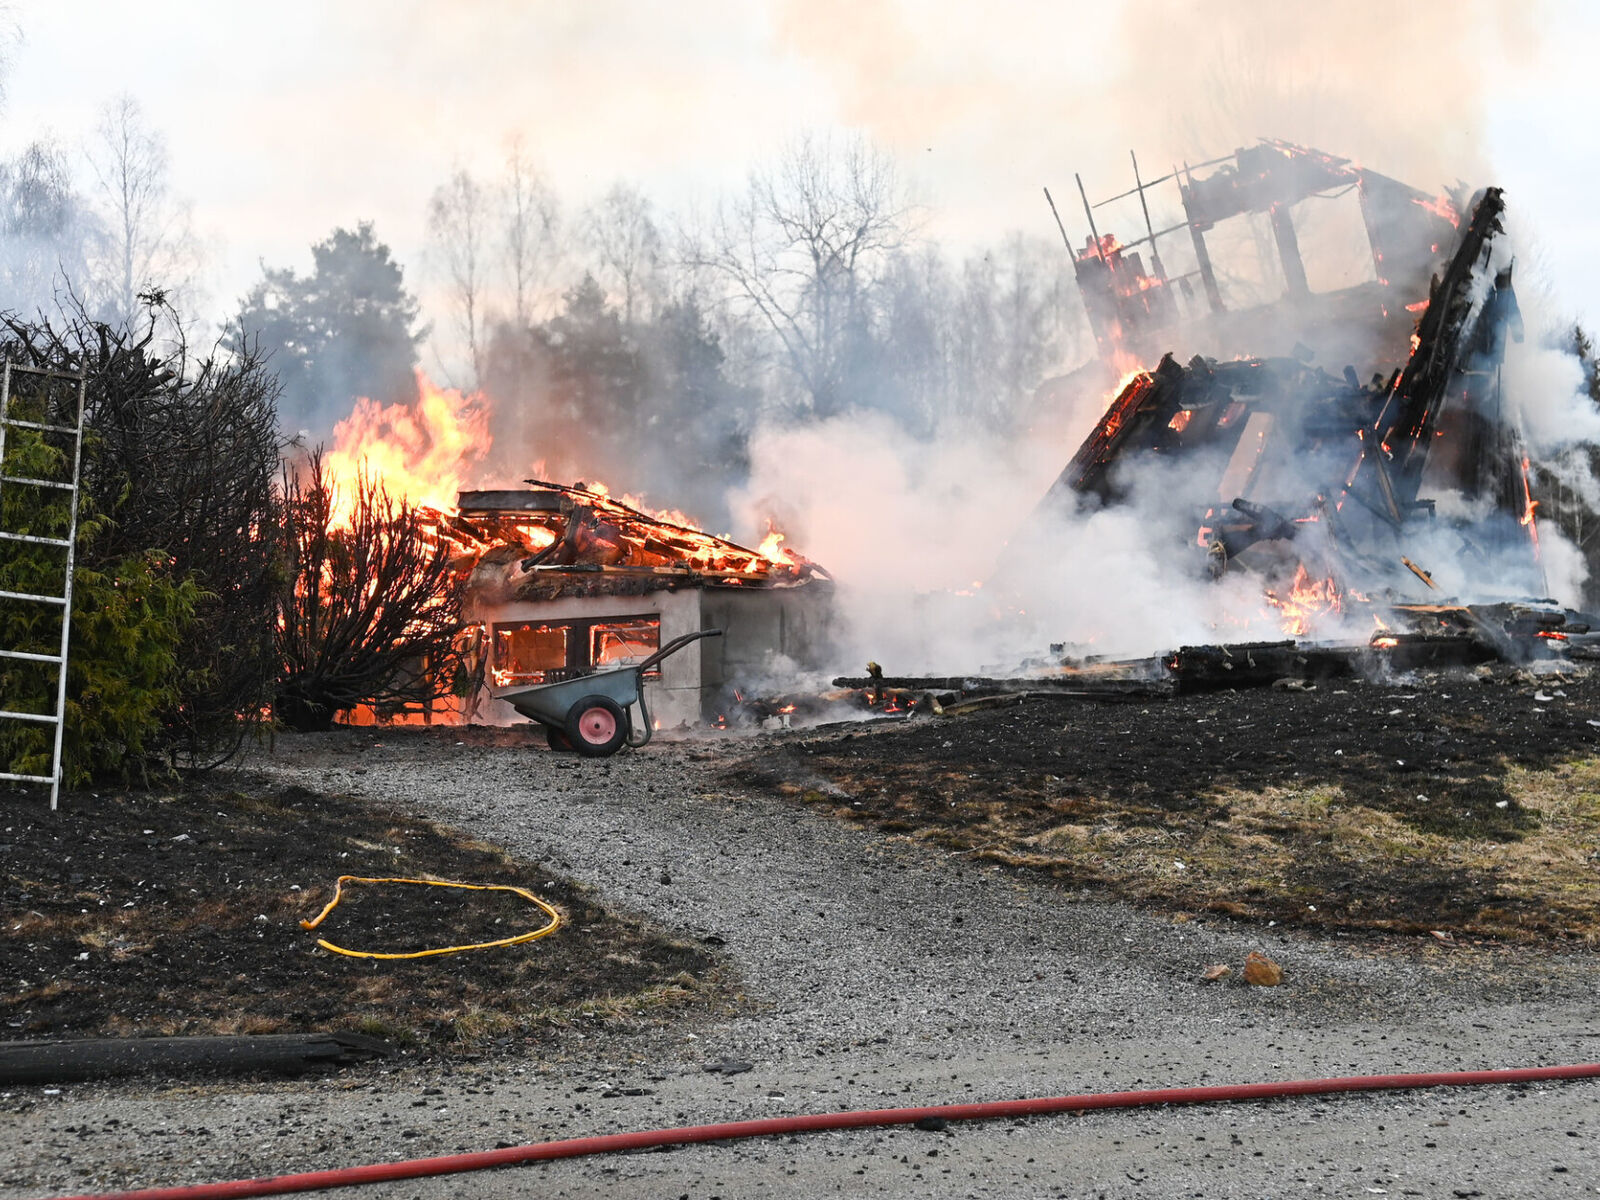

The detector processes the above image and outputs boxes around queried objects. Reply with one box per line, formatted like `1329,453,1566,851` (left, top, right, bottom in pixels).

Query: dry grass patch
939,759,1600,941
737,676,1600,943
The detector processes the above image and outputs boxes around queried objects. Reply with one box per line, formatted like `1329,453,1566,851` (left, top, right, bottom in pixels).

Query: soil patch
730,667,1600,942
0,778,718,1055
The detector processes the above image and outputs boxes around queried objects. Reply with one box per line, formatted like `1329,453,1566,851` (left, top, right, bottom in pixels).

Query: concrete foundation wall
698,587,835,717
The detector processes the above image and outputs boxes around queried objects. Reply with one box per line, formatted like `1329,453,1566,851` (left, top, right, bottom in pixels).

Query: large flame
312,370,814,578
1263,564,1342,637
323,371,490,527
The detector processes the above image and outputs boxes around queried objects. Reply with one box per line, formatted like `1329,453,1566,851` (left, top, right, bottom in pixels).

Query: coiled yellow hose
299,875,562,960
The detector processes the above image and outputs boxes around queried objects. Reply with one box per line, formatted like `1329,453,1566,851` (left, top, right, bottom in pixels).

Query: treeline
6,115,1092,496
223,135,1090,523
0,110,1097,523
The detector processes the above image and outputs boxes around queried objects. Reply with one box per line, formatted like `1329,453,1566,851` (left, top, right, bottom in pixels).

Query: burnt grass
730,668,1600,943
0,780,715,1053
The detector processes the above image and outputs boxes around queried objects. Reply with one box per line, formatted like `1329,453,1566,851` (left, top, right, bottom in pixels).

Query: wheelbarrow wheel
566,695,629,757
543,726,574,752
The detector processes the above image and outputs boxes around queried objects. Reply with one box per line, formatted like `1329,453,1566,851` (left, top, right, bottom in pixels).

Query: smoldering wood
827,598,1595,713
830,673,1172,699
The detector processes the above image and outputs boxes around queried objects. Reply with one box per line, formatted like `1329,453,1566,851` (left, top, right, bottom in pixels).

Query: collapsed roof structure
1039,185,1535,604
1000,146,1595,687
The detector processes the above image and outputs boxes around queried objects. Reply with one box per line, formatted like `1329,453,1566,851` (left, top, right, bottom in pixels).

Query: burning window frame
488,614,664,688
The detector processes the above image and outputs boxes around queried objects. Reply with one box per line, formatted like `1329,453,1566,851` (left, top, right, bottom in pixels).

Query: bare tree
694,133,911,420
276,453,466,732
502,139,561,329
427,167,490,385
584,182,661,325
84,94,201,329
0,4,19,110
0,138,99,313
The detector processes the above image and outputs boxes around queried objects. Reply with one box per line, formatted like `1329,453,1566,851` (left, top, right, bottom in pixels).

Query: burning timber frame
1038,186,1530,585
1051,139,1463,371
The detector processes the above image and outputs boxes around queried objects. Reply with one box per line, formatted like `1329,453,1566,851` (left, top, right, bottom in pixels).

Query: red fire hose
52,1061,1600,1200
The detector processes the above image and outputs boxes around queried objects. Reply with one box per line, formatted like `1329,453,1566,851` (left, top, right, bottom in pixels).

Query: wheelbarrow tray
496,667,643,728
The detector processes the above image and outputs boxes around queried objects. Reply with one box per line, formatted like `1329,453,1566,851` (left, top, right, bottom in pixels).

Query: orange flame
757,519,803,568
1413,193,1461,228
1263,564,1341,637
1520,455,1542,560
323,371,489,527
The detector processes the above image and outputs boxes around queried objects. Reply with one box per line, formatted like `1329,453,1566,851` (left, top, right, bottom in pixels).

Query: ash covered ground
4,667,1599,1199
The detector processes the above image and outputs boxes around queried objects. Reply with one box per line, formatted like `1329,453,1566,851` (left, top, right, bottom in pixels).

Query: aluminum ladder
0,360,87,809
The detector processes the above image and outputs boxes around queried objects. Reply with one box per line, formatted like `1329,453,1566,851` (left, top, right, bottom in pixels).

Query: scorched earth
4,666,1599,1199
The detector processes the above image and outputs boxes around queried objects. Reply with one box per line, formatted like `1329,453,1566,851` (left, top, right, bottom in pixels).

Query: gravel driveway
5,725,1598,1198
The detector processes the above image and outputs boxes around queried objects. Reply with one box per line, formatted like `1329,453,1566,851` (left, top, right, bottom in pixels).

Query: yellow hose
299,875,563,960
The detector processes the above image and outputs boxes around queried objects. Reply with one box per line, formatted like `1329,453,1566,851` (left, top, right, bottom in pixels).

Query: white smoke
732,400,1306,675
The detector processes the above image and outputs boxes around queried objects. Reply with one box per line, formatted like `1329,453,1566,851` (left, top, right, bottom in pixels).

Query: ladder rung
0,709,58,724
0,473,74,490
0,771,56,783
3,361,82,381
0,648,62,664
2,416,80,435
0,589,66,605
0,530,70,548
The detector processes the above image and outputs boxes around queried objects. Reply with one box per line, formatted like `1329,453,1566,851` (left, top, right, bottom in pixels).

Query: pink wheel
566,695,628,756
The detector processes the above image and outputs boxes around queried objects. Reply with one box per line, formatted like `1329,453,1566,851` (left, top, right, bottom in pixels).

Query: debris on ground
1243,951,1284,986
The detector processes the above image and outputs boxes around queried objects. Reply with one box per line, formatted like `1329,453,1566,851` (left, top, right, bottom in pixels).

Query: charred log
0,1032,389,1084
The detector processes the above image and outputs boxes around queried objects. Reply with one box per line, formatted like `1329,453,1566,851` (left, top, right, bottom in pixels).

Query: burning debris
446,479,823,587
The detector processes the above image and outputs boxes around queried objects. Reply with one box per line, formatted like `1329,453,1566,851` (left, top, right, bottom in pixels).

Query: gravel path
5,725,1599,1198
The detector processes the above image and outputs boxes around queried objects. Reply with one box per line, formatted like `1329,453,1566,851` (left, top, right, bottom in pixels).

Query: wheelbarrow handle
638,628,723,675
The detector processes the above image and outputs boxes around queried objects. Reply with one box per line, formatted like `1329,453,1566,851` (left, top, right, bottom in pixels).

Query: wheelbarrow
495,628,723,757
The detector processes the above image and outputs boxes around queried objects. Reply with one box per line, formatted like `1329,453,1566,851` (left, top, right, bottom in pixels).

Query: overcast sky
4,0,1599,336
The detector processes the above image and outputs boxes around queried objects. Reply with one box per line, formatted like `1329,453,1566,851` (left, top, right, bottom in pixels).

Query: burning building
838,175,1592,709
1017,157,1585,674
441,481,833,729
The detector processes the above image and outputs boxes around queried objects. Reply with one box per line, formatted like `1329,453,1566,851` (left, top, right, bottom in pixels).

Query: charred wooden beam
831,673,1171,699
0,1033,390,1084
1383,186,1507,504
1166,640,1354,693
